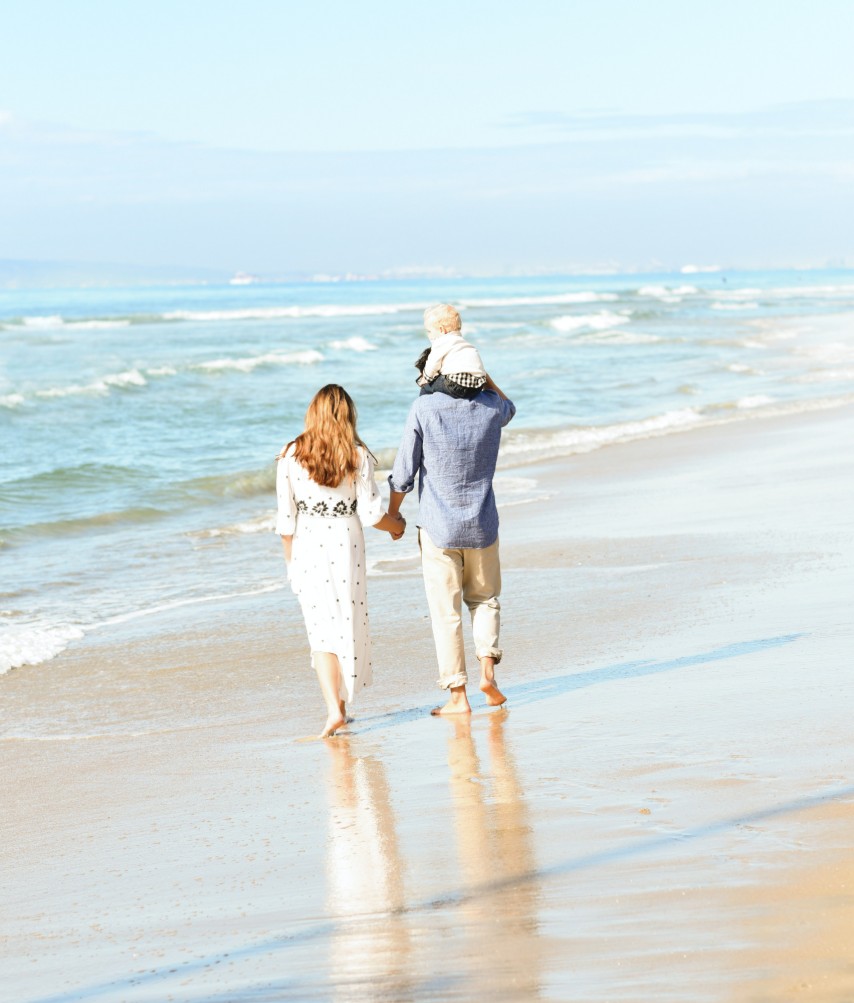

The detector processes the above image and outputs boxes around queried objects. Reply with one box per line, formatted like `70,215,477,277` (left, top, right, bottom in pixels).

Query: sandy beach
2,402,853,1002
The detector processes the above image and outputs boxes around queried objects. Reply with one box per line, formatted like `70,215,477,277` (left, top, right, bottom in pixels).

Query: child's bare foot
479,657,507,707
431,687,471,716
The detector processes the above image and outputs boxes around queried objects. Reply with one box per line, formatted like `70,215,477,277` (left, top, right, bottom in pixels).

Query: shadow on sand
352,632,804,733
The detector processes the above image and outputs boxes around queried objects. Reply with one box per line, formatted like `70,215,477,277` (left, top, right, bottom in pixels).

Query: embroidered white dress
276,446,384,704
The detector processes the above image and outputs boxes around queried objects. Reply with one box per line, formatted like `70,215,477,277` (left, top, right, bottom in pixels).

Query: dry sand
2,403,853,1002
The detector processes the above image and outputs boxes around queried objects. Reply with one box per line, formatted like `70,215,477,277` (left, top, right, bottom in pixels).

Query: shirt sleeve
355,448,385,527
388,400,423,495
423,345,444,381
500,396,517,426
275,454,297,535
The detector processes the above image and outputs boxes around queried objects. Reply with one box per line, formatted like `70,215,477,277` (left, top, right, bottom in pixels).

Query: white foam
501,408,705,461
163,303,422,322
736,395,775,408
146,365,178,377
498,394,854,467
712,301,759,310
576,330,662,345
196,349,324,373
795,368,854,384
794,341,854,364
0,623,85,675
190,514,276,539
21,314,65,329
638,285,698,302
94,584,283,630
550,311,631,333
0,393,25,408
35,368,148,399
460,292,618,307
329,336,377,352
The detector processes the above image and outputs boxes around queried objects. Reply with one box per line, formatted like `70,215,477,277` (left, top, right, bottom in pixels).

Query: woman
276,385,405,738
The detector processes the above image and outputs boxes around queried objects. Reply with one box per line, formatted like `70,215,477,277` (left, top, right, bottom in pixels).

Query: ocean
2,269,854,674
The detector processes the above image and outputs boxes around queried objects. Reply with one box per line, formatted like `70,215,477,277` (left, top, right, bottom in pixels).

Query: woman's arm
280,535,293,563
373,512,406,539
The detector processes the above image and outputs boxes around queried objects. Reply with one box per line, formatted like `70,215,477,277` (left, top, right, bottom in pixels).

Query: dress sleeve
355,448,385,528
275,454,297,535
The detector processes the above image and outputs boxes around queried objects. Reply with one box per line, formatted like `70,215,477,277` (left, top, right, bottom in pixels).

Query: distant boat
229,271,258,285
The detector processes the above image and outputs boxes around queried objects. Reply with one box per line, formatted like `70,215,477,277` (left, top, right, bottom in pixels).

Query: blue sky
2,0,853,275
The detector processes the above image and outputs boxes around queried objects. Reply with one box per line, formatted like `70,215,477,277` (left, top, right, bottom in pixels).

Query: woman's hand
389,513,406,540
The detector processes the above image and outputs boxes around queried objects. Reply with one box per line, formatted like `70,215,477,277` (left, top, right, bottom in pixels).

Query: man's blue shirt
388,389,516,549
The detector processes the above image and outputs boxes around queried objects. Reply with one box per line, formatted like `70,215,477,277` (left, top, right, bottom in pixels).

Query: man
388,304,516,715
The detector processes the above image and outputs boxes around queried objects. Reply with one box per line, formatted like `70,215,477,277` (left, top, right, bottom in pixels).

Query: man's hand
390,513,406,541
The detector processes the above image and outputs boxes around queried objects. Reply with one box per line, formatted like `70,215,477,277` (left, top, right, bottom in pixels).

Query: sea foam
550,311,631,333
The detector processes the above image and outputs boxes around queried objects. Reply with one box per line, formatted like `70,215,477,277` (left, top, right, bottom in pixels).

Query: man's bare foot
320,711,347,738
431,687,472,716
479,658,507,707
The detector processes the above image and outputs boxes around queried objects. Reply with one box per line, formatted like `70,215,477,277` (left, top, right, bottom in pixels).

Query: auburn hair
280,384,371,487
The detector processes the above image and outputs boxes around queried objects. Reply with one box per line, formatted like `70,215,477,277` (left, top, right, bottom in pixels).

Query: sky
1,0,853,277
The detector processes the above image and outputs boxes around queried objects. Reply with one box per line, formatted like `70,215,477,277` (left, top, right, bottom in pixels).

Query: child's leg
419,375,456,397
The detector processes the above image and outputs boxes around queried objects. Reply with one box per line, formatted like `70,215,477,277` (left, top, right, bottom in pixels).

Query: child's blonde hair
423,303,461,337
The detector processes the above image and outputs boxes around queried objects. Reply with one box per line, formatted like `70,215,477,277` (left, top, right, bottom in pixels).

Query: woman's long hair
280,385,371,487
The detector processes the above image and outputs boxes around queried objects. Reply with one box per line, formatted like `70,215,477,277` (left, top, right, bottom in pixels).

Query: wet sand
2,403,853,1002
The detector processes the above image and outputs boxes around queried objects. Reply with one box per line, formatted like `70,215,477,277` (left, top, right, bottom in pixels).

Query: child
417,303,487,400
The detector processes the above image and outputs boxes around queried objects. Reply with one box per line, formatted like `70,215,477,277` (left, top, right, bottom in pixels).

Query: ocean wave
6,314,135,331
0,461,146,497
637,285,698,302
0,393,25,409
459,292,618,307
189,514,276,539
0,622,85,675
2,506,168,543
712,301,759,310
497,393,854,466
329,336,377,352
794,367,854,384
34,368,148,399
576,329,662,345
550,311,632,333
164,302,424,322
180,465,277,501
194,349,324,373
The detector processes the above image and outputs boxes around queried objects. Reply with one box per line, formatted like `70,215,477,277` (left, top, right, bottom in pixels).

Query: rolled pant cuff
438,671,468,691
476,647,502,662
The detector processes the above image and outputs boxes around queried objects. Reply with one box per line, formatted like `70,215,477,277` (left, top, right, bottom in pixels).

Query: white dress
275,445,384,704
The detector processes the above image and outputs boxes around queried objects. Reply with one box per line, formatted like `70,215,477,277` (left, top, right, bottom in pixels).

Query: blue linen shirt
388,389,516,549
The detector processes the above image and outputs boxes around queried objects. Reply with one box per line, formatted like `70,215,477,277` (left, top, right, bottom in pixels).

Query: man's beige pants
419,528,502,690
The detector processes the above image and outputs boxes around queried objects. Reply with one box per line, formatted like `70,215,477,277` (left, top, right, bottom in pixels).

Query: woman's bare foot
320,711,347,738
431,686,472,716
479,657,507,707
338,699,354,725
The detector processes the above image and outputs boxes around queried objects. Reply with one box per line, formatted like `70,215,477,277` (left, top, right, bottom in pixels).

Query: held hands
389,513,406,541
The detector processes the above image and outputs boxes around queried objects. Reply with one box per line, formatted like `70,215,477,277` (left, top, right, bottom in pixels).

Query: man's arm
387,489,407,518
483,372,508,400
387,401,423,516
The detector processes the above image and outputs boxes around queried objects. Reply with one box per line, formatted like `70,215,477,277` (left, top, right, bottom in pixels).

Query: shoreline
2,400,854,1000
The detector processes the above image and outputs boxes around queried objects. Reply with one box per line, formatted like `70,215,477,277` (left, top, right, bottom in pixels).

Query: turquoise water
2,269,854,672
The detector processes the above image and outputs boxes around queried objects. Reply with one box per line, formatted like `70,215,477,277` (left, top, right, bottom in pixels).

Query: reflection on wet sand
324,739,412,1001
444,712,542,998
